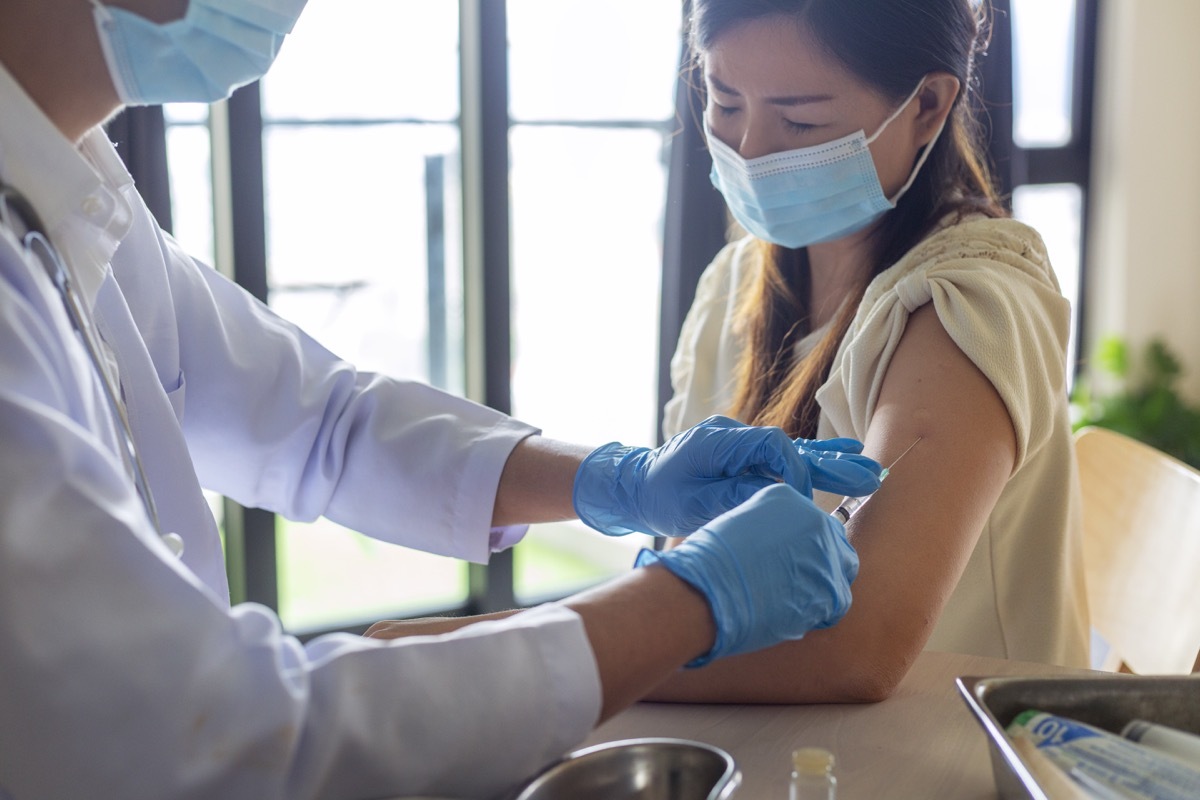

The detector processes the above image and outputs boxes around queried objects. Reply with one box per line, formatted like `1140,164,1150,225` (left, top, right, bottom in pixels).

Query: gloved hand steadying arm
634,482,858,667
572,414,882,536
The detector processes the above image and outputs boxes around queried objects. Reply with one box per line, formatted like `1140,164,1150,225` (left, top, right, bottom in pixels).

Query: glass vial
790,747,837,800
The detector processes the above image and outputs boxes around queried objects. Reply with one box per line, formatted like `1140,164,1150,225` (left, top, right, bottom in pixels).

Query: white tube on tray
1122,720,1200,767
1007,710,1200,800
1007,732,1095,800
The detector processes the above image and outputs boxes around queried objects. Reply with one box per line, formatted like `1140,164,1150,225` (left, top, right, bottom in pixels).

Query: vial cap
792,747,835,775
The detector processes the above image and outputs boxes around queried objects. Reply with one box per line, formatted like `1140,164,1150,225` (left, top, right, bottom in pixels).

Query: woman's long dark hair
690,0,1005,438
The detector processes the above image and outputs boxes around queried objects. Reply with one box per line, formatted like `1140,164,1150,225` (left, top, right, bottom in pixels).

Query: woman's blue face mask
706,79,945,249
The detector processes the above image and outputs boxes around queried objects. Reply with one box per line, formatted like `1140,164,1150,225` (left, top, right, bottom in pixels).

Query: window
258,2,468,631
160,1,681,634
506,0,680,602
995,0,1099,379
1011,0,1078,149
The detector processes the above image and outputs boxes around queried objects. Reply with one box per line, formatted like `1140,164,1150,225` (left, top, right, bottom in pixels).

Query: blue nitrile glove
572,415,882,536
634,483,858,667
793,435,885,497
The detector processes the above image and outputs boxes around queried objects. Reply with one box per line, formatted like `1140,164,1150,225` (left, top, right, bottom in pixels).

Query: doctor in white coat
0,1,884,798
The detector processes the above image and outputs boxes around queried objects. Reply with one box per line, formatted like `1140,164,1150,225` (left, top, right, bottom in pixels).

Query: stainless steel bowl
956,673,1200,799
508,737,741,800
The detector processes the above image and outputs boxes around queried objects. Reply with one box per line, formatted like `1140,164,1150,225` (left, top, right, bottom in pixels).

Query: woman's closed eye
783,119,821,135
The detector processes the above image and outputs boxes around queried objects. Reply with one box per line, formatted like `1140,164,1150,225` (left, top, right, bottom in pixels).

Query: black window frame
982,0,1100,371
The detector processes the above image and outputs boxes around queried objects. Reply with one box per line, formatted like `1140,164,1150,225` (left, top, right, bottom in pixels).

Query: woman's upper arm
650,302,1016,703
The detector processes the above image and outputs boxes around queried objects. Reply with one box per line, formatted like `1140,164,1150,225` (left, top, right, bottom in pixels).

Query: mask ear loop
886,113,948,205
864,79,950,205
864,80,927,147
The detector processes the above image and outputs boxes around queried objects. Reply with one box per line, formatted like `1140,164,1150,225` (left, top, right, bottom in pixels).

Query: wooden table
582,650,1094,799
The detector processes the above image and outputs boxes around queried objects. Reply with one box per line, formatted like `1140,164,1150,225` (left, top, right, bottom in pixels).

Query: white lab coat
0,67,601,800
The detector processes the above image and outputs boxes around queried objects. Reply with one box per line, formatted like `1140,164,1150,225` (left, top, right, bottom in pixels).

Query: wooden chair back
1075,426,1200,674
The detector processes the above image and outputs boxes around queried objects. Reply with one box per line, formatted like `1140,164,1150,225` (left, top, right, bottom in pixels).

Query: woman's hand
365,611,518,640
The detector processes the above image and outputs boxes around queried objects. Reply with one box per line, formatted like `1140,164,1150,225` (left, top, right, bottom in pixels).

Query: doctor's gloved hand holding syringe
572,414,883,537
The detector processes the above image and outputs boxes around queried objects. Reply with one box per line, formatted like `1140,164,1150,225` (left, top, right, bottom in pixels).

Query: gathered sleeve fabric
817,218,1072,472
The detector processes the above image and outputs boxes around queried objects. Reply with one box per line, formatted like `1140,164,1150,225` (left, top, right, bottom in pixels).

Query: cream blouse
663,217,1090,667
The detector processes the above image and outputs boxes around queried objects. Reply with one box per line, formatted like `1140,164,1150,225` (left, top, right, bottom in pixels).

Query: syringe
832,436,922,524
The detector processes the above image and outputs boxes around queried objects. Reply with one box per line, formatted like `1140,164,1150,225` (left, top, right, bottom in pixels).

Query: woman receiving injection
649,0,1087,705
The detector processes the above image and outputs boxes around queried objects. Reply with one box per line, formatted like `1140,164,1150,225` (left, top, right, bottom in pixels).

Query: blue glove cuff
573,442,646,536
634,547,727,669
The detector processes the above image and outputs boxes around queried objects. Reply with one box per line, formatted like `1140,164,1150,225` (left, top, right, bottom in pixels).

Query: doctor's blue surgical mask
90,0,309,106
706,79,946,249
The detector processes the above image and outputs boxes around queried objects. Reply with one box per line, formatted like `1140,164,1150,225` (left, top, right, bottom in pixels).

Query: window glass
509,127,665,445
163,107,215,268
263,124,463,384
1011,0,1077,147
258,4,469,630
1012,183,1083,379
277,518,467,633
164,103,209,125
509,125,666,600
261,1,458,122
508,0,681,122
507,0,681,602
164,106,227,560
514,524,640,604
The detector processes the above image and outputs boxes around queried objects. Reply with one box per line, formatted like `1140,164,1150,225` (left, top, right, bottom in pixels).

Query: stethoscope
0,180,183,557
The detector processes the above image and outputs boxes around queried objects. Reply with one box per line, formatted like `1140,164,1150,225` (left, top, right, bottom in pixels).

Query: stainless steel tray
507,737,741,800
956,672,1200,799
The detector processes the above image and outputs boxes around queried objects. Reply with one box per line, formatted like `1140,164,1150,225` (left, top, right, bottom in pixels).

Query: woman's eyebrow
707,74,833,106
707,75,742,95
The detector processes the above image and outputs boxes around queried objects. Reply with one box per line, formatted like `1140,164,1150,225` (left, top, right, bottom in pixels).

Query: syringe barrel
831,495,864,524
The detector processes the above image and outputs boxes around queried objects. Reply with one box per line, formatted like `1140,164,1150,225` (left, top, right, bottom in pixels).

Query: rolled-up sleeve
144,230,538,563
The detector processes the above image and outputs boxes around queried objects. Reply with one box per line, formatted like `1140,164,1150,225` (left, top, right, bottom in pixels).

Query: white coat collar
0,63,134,310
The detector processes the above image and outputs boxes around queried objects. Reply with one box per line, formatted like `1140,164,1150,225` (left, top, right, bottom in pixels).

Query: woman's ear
915,72,961,147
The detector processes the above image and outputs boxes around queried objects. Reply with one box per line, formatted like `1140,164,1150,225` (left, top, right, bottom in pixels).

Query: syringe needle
879,436,923,481
833,436,923,523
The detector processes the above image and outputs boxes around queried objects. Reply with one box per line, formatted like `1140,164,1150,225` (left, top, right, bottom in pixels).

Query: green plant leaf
1147,339,1182,387
1095,335,1129,378
1069,335,1200,470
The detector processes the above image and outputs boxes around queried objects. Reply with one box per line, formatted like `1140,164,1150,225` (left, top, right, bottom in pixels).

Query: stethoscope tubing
0,181,164,538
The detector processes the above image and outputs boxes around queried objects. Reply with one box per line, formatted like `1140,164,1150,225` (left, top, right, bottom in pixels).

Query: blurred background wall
1088,0,1200,400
